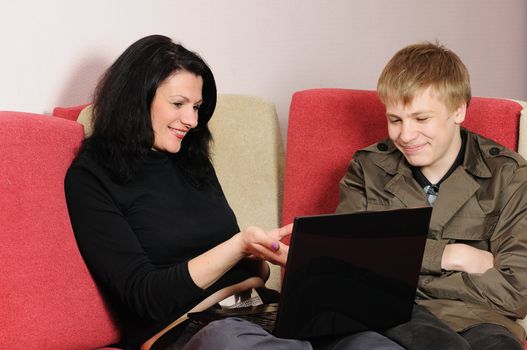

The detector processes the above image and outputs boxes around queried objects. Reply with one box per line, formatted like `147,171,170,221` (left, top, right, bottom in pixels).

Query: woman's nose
181,107,198,128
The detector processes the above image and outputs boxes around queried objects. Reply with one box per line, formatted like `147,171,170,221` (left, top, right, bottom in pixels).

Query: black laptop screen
274,207,432,339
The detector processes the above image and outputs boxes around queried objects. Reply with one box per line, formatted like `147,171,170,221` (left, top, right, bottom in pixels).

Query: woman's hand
188,224,292,289
237,224,292,266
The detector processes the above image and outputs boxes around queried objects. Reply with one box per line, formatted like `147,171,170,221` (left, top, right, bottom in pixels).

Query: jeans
381,304,523,350
159,317,404,350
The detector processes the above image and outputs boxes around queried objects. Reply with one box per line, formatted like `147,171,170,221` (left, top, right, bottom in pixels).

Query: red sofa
1,89,525,348
0,111,121,349
1,94,287,349
282,88,527,347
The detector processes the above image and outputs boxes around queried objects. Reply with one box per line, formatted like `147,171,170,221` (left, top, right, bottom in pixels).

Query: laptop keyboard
233,306,278,331
188,303,279,332
228,296,263,308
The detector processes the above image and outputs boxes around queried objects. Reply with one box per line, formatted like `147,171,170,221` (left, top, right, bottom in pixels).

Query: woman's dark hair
83,34,217,183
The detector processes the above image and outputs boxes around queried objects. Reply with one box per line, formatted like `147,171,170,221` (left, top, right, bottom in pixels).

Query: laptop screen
274,207,433,339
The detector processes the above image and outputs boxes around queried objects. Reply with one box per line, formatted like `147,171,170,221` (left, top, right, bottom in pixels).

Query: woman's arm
188,224,291,289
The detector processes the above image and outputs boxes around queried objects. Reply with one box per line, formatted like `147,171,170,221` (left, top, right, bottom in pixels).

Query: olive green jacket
336,130,527,341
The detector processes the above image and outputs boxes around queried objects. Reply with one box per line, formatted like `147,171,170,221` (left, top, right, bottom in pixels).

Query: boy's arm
441,243,494,274
421,168,527,319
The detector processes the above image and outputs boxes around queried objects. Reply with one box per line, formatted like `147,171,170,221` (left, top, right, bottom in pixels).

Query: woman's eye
193,105,201,111
173,102,183,108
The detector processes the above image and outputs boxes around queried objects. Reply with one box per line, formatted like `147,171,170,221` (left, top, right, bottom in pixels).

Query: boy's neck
413,129,467,187
422,131,464,185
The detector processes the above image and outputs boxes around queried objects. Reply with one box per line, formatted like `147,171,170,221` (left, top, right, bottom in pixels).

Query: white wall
1,0,526,139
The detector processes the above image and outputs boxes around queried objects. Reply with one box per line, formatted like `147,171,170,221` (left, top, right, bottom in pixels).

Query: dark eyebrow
169,95,203,104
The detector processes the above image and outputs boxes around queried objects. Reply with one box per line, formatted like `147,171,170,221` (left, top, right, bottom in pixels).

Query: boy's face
385,86,466,182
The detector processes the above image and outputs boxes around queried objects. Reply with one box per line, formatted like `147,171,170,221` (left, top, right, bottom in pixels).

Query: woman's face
150,70,203,153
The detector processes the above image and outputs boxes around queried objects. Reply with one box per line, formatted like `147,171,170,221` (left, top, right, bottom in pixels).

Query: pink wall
1,0,525,139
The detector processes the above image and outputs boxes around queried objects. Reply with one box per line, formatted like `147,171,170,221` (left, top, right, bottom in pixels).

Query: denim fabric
160,317,405,350
382,304,522,350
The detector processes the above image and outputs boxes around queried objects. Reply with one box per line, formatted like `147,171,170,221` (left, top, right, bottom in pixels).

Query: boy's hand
442,243,494,274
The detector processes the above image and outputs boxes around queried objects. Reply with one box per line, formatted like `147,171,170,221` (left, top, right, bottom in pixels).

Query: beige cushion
209,94,285,290
514,99,527,159
77,104,94,137
76,95,285,290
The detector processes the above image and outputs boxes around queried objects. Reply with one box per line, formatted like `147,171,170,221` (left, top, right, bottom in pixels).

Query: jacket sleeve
420,240,449,275
65,165,210,321
420,166,527,319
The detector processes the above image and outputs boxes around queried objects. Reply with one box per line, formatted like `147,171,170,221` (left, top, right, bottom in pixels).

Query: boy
336,42,527,349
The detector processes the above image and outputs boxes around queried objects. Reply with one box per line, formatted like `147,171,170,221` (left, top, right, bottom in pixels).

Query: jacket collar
372,129,492,179
462,129,492,179
371,130,489,232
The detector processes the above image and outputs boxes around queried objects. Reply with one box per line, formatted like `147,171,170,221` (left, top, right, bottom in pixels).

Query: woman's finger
266,223,293,242
249,242,289,266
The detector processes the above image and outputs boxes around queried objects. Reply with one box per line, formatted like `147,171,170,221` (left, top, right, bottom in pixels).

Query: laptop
188,207,433,340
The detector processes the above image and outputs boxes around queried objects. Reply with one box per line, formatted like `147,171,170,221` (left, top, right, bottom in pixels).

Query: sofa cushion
52,103,91,121
78,104,95,137
283,89,387,226
0,112,120,348
514,99,527,159
208,94,285,290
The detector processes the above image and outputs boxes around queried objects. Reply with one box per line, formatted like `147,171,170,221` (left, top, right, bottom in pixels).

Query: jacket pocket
366,199,405,211
442,214,498,241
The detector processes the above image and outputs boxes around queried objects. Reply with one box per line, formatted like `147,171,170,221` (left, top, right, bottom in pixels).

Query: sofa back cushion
283,88,524,229
0,112,120,348
52,103,91,121
208,94,285,289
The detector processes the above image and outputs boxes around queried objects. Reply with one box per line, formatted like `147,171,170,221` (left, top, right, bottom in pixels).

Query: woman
65,35,404,350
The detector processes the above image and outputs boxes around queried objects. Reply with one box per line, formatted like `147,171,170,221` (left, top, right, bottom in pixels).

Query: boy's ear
454,103,467,124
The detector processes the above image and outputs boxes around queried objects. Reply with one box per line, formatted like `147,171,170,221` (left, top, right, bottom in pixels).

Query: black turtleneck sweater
65,150,254,349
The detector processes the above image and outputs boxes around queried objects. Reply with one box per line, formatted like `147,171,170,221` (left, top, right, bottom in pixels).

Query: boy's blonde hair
377,42,471,112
